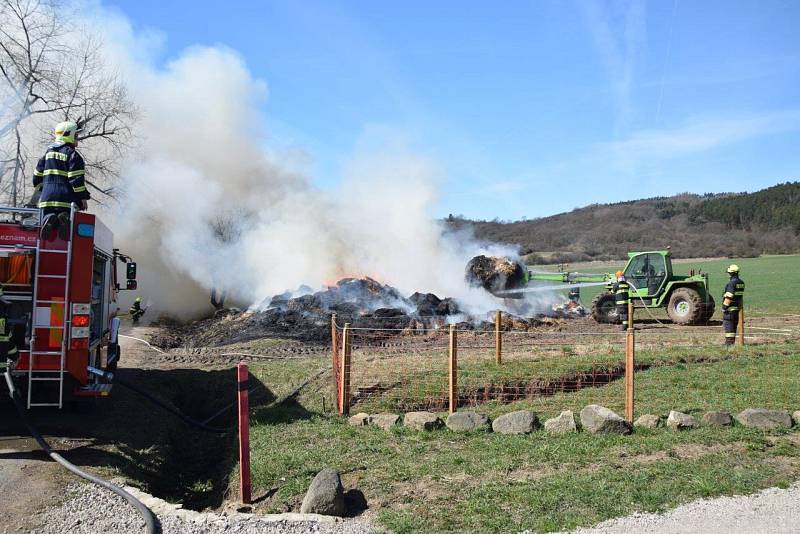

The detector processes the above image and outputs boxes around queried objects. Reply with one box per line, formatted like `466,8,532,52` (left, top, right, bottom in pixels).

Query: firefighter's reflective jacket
32,144,91,210
613,280,630,306
722,276,745,312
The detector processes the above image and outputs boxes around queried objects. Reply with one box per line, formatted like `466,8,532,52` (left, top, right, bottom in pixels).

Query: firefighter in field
568,286,580,304
130,297,145,324
32,120,91,241
722,265,745,345
613,270,630,331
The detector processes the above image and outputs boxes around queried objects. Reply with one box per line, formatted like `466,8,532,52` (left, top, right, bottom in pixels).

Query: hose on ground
112,374,231,434
3,371,157,534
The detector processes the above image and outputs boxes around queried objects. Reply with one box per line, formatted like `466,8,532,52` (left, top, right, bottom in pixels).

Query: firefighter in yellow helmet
612,270,629,331
130,297,145,324
32,121,91,240
721,265,745,345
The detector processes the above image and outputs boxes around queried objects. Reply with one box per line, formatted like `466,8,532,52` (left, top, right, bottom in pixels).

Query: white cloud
602,109,800,164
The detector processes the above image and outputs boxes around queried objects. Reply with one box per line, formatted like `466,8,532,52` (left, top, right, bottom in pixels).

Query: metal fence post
449,324,458,414
495,310,502,365
339,323,352,416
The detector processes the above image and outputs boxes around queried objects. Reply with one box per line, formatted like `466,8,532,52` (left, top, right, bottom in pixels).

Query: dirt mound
465,255,526,293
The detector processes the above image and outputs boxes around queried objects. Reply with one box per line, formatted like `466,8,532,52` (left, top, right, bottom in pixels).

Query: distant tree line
446,182,800,264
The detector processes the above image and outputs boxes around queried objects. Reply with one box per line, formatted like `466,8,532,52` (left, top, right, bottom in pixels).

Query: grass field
246,345,800,532
240,254,800,532
536,254,800,316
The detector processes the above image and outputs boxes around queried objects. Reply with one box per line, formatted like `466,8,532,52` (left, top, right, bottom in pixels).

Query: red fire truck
0,206,136,409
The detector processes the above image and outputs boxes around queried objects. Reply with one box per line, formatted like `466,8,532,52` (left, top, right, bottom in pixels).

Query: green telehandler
465,249,715,325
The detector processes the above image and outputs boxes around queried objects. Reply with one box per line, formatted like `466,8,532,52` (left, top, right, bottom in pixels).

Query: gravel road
34,482,376,534
569,482,800,534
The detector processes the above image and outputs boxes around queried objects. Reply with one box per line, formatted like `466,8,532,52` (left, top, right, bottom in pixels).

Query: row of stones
349,407,800,434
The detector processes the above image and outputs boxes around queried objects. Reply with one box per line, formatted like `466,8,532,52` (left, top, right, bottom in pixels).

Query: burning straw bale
465,255,526,293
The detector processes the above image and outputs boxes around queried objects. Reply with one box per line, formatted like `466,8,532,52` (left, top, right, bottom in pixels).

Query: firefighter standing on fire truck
722,265,745,345
32,121,91,240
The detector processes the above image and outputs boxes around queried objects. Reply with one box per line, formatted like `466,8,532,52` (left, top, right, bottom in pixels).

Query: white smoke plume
85,6,533,320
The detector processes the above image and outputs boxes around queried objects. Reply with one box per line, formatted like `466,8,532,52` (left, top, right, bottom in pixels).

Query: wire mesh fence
330,310,800,420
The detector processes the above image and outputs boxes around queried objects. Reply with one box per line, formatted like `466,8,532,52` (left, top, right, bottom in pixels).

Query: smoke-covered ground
148,275,584,349
44,2,581,324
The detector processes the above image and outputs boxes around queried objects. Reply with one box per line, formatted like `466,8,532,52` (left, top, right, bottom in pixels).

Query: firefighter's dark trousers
723,310,739,345
617,305,628,330
0,317,18,361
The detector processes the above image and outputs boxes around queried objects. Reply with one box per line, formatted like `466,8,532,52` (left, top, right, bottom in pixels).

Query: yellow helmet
727,264,739,274
54,120,80,144
135,297,142,303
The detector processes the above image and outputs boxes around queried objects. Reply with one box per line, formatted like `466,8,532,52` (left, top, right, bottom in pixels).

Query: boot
56,211,71,241
40,214,57,240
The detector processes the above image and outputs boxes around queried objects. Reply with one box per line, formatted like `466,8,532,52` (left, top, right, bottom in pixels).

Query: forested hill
446,182,800,264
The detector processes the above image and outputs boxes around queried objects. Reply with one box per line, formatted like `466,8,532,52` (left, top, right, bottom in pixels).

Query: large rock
300,468,345,516
736,409,793,430
793,411,800,426
634,414,661,429
446,412,490,432
369,413,401,430
580,405,632,435
404,411,443,431
544,411,577,434
348,413,370,427
666,410,699,430
702,411,733,426
492,410,539,434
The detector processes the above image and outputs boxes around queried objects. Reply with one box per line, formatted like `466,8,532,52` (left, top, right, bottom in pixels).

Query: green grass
244,341,800,532
236,254,800,531
535,254,800,316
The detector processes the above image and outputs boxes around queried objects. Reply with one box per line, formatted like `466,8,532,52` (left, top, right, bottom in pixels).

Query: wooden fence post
331,313,340,412
339,323,352,416
237,362,251,504
738,307,745,345
495,310,502,365
625,299,635,423
449,324,458,414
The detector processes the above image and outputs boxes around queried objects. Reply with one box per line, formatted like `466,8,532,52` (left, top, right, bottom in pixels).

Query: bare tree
208,210,248,310
0,0,136,206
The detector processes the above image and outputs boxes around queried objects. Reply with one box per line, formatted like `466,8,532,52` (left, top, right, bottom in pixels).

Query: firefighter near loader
130,297,145,324
32,120,91,240
722,265,745,345
613,271,630,331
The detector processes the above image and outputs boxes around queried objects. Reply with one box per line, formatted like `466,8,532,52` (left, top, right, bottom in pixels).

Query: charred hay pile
151,259,586,350
152,276,561,349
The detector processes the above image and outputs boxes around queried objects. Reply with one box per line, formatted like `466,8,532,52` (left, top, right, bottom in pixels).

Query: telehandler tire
591,292,618,323
701,294,716,323
666,287,704,325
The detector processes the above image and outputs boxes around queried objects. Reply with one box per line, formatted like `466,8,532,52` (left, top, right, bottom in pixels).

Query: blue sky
106,0,800,220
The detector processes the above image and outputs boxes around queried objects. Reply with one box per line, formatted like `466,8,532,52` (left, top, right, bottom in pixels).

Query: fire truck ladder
27,206,75,408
